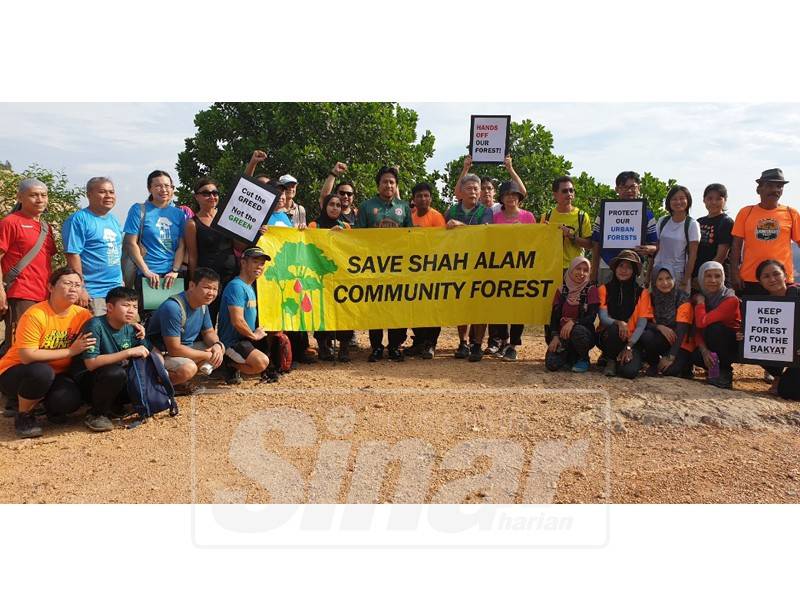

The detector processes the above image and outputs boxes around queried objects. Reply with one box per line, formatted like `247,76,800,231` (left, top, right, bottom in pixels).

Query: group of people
0,151,797,439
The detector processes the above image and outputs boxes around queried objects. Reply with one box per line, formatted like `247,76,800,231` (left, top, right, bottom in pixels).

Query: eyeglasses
338,191,354,197
59,281,83,289
197,190,220,197
152,184,174,191
620,183,640,191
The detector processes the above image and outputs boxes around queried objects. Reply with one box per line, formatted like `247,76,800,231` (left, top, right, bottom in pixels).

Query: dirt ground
1,329,799,504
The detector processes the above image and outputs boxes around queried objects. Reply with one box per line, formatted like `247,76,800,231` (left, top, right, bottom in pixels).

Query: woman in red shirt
692,261,741,389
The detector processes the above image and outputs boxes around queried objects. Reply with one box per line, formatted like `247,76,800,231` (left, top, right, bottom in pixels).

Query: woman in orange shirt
597,249,653,378
0,267,94,438
309,194,352,361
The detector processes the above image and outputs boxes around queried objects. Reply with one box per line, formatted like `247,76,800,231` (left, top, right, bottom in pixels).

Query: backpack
127,353,178,420
269,332,293,373
169,293,206,334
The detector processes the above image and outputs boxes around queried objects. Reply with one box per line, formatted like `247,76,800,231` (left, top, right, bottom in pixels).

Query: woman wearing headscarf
692,260,740,389
746,259,800,399
638,266,695,377
597,249,653,378
310,194,353,362
545,256,599,373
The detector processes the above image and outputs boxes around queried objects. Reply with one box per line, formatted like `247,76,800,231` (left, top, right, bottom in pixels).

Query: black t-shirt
693,213,734,277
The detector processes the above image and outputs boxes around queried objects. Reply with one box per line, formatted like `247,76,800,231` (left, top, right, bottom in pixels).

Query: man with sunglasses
589,171,659,284
320,162,358,226
542,176,592,271
730,168,800,295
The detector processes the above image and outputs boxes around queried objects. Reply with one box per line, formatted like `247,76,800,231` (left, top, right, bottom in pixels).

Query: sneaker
571,358,590,373
225,367,243,385
454,342,470,359
404,343,423,358
763,369,775,384
645,364,660,377
500,345,518,361
387,347,404,362
174,381,201,396
603,359,617,377
368,347,384,363
468,343,483,362
298,351,318,364
15,411,42,438
319,344,335,362
260,370,280,384
422,345,435,360
338,345,351,363
85,413,114,432
484,343,502,356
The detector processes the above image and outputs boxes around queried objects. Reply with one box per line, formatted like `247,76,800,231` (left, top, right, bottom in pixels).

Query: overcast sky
1,102,799,222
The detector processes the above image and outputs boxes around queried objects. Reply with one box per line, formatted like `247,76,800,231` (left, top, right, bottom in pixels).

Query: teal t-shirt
355,196,414,229
81,315,141,361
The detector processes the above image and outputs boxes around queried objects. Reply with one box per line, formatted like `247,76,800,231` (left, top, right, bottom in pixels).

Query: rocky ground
1,329,799,504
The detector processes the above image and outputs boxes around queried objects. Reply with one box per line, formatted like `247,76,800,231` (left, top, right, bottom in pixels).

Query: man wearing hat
278,174,307,228
217,247,271,383
731,168,800,295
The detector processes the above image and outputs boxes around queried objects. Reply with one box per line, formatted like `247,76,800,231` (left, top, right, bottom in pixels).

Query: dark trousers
411,327,441,349
80,364,128,416
287,331,310,358
638,322,672,367
768,367,800,400
695,323,737,372
369,329,407,351
0,363,82,416
0,298,37,357
544,323,596,371
314,330,354,347
488,324,524,347
597,322,643,379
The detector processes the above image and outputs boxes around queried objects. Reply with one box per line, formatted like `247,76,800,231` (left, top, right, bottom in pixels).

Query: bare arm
84,346,149,371
245,150,267,177
19,331,96,364
163,334,212,362
729,235,744,289
712,243,730,264
454,156,472,200
320,162,348,207
590,241,601,282
683,241,699,290
575,235,593,250
504,155,527,197
0,251,6,313
229,306,266,341
184,219,198,281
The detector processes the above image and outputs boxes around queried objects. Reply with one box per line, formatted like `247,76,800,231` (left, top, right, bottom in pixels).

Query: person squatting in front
545,256,599,373
597,250,653,379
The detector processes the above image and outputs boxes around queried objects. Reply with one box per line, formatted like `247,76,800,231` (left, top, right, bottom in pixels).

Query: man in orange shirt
406,182,446,359
730,168,800,295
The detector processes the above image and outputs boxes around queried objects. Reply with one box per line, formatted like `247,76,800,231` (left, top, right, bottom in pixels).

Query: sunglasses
338,191,354,197
197,190,220,197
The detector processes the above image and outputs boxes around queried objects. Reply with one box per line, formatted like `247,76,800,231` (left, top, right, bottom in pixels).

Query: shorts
225,341,256,364
161,341,210,371
89,297,108,316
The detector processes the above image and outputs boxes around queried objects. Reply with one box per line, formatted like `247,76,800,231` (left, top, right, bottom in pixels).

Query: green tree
639,172,676,220
442,120,573,217
0,164,82,264
176,103,437,220
571,171,615,216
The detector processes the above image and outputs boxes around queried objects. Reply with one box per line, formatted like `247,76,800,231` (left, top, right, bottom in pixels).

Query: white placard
742,300,795,363
470,115,509,163
600,200,644,249
215,177,276,242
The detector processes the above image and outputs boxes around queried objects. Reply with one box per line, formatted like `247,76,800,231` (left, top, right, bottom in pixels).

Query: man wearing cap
356,166,414,361
278,174,307,228
0,178,57,360
590,171,659,285
730,168,800,295
319,162,359,226
217,247,271,384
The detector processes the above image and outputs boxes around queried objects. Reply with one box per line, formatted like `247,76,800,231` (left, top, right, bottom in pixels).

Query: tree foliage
176,103,437,220
0,164,83,263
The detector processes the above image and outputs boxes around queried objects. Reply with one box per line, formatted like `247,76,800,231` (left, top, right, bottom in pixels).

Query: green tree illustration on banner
264,241,338,331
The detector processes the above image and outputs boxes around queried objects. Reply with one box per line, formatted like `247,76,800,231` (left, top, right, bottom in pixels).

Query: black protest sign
597,199,647,250
469,115,511,164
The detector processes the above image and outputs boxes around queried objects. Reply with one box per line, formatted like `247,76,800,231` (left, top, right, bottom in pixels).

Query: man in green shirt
355,166,413,361
79,286,148,432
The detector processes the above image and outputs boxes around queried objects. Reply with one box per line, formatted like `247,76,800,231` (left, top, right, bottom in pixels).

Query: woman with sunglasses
184,177,239,325
320,162,358,226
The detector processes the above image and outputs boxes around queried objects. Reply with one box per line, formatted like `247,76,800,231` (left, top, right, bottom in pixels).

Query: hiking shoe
404,343,423,358
645,364,660,377
368,347,383,362
571,359,590,373
422,345,435,360
484,343,502,356
500,345,518,361
319,344,335,362
85,413,114,432
603,359,617,377
174,381,200,396
454,342,470,359
468,343,483,362
387,347,404,362
225,367,243,385
260,370,280,384
15,412,42,439
708,369,733,390
338,345,351,363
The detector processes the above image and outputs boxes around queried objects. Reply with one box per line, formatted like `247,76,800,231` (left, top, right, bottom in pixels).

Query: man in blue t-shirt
217,247,271,383
590,171,659,284
63,177,124,316
146,267,224,388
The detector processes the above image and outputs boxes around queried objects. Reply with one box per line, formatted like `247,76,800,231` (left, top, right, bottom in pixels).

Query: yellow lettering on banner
256,224,563,331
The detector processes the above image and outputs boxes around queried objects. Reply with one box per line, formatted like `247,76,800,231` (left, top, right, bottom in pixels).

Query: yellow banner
256,224,562,331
